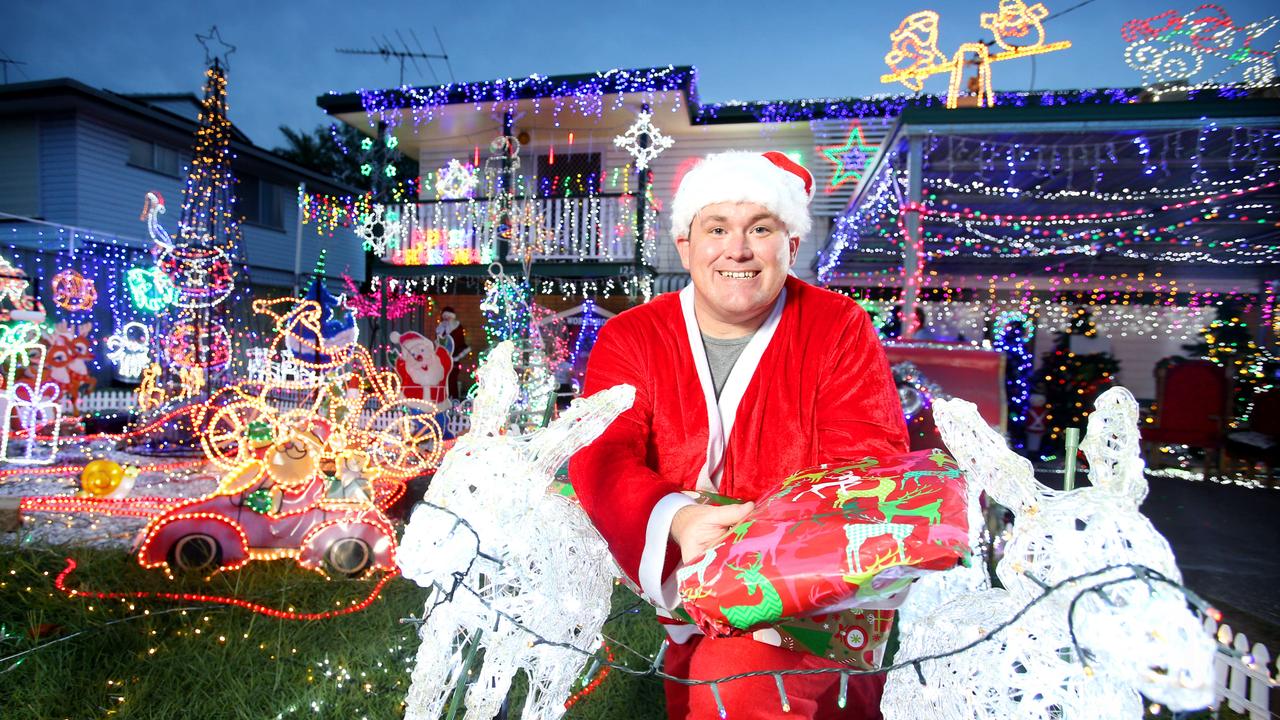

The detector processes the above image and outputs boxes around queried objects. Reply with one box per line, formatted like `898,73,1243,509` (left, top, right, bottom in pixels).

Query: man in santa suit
569,151,908,718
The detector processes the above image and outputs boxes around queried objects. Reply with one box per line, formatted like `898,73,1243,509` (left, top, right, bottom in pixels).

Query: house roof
0,77,358,196
318,64,1270,129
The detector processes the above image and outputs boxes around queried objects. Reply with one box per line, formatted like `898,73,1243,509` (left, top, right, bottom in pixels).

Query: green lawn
0,544,1246,719
0,544,665,719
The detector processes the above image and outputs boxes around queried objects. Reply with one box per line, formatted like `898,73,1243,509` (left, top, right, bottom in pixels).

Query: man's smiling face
676,201,799,338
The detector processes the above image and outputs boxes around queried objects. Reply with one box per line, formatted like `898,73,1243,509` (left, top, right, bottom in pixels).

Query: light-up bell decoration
881,1,1072,109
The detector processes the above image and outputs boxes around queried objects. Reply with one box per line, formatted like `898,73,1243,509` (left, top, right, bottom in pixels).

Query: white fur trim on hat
671,151,813,241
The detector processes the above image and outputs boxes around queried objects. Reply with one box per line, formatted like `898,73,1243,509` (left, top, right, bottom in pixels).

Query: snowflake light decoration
355,204,410,255
613,111,674,171
436,159,479,200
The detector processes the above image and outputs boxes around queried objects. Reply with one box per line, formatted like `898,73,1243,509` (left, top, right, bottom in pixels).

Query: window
536,152,600,197
128,138,182,176
239,175,288,230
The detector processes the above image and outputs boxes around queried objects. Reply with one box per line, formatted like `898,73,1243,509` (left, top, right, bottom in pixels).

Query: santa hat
671,151,815,241
390,331,428,346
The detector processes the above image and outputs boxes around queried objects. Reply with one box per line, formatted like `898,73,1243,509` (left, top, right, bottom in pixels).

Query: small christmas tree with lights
479,272,555,433
1035,307,1119,454
1184,301,1272,426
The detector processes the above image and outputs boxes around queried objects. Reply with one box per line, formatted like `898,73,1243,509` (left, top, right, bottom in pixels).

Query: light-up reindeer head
397,341,634,591
933,387,1215,710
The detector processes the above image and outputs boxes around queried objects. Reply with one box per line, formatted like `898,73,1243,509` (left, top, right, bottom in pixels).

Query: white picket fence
64,390,136,413
1205,616,1278,718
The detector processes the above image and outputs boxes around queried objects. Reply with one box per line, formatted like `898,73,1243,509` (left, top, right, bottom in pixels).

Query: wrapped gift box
675,449,970,639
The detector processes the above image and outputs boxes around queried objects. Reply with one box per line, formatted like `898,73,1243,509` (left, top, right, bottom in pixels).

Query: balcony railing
376,194,646,266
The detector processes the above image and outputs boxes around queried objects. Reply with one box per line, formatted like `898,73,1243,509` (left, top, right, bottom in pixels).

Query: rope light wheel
201,401,281,470
367,400,444,477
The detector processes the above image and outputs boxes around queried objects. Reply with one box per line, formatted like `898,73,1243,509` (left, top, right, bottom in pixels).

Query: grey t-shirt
701,332,754,399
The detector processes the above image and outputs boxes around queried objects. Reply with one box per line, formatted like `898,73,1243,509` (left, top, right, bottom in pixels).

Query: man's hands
670,501,755,563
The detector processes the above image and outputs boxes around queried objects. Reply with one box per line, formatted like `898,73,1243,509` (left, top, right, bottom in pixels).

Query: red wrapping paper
675,449,970,637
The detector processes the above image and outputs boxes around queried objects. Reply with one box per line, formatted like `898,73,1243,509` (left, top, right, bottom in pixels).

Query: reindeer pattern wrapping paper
676,449,970,641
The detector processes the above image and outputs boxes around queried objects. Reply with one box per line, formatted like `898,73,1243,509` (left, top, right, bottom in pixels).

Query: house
316,66,909,296
821,92,1280,400
318,65,1277,418
0,77,363,295
0,76,362,384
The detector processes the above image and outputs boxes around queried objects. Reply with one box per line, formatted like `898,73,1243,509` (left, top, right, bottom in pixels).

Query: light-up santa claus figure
390,331,451,407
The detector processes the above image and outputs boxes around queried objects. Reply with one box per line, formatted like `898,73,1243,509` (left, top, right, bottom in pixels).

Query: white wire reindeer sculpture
398,342,633,720
883,387,1216,719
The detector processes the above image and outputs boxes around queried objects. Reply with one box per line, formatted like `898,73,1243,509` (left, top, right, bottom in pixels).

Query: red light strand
54,557,400,621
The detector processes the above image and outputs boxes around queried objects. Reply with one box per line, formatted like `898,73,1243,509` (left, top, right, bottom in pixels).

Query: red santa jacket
569,276,908,611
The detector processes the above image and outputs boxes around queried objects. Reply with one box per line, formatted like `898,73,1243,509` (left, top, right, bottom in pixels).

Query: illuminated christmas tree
137,39,247,423
1184,301,1272,426
1035,307,1119,454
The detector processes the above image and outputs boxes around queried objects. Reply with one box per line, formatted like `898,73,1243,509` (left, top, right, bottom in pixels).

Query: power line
1044,0,1100,24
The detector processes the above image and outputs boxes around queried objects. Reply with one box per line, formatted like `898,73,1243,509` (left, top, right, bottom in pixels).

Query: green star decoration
821,123,877,189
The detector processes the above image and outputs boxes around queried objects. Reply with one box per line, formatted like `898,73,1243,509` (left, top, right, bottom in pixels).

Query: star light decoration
436,159,479,200
195,25,237,67
613,111,674,171
821,122,879,190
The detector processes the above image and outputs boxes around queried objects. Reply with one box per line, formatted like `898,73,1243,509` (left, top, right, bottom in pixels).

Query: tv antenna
336,28,454,86
0,52,28,84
